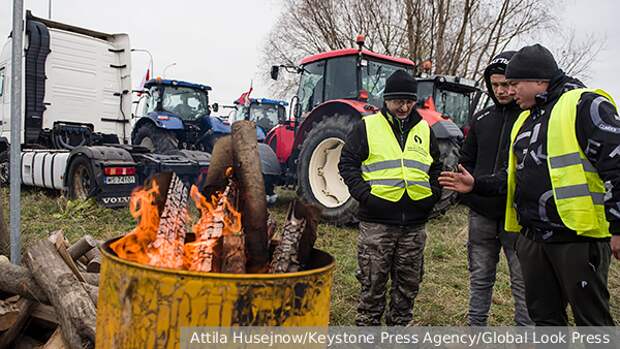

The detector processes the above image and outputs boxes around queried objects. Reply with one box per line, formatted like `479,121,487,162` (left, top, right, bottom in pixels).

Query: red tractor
268,36,480,224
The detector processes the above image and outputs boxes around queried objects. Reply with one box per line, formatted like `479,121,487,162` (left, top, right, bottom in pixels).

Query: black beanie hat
383,70,417,100
505,44,559,80
484,51,516,77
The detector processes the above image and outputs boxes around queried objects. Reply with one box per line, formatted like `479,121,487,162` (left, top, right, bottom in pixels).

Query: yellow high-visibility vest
505,88,616,238
361,112,433,202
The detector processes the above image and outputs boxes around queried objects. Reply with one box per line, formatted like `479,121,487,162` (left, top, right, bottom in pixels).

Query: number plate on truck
104,176,136,185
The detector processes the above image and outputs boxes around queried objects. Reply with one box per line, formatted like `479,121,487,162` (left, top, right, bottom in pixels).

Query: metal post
10,0,24,264
48,0,51,19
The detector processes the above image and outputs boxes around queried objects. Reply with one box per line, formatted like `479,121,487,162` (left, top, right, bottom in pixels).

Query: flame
183,185,242,272
110,181,161,265
111,171,243,273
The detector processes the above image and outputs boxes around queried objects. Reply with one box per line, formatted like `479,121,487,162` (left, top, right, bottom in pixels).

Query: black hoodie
474,72,620,240
459,51,522,220
339,106,442,226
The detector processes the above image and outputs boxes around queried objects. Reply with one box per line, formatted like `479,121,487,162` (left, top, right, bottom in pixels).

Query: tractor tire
133,123,179,154
67,156,97,200
297,114,358,226
431,138,461,217
0,151,9,187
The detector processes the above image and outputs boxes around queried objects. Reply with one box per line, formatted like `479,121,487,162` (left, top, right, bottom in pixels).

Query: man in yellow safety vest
439,44,619,326
339,70,442,325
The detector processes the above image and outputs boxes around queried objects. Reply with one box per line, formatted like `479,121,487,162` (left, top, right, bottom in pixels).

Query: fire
111,171,243,273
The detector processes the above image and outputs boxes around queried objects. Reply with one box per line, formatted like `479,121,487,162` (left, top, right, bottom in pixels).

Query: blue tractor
132,78,228,154
227,98,288,141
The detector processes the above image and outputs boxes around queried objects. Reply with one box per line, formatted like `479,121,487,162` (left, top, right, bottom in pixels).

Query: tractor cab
132,79,225,153
230,98,288,136
416,75,480,130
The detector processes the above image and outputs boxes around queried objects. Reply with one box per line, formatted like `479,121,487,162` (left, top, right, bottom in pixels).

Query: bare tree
260,0,603,97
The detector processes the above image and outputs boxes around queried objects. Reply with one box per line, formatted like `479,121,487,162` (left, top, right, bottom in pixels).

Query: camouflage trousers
355,221,427,326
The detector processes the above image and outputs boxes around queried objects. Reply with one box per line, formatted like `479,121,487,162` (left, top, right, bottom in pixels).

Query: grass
2,186,620,325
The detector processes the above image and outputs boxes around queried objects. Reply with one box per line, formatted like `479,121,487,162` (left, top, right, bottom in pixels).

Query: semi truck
0,11,209,207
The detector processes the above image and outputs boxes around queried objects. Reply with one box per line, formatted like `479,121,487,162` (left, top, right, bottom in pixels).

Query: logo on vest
413,135,423,144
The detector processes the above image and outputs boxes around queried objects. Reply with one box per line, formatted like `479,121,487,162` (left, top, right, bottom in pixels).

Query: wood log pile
0,232,101,349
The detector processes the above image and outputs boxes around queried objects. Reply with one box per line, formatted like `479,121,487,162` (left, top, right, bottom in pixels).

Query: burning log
269,200,320,273
148,173,189,269
25,240,96,349
184,170,243,273
231,120,269,272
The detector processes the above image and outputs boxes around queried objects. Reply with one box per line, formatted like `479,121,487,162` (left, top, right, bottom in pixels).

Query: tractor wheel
297,114,358,225
431,138,461,217
0,151,9,187
67,156,97,200
133,123,179,154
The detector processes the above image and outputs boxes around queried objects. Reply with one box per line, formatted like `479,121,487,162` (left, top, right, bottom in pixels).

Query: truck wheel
297,114,358,225
432,138,461,216
67,156,96,200
0,151,9,187
133,123,179,154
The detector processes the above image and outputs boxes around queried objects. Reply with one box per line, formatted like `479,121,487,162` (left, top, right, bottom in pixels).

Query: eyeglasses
388,99,417,107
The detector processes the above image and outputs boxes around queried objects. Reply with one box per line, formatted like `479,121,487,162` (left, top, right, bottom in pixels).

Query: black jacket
460,99,521,219
339,106,442,226
474,72,620,240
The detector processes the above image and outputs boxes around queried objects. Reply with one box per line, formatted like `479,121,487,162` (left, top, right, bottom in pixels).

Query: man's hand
611,236,620,260
439,164,475,193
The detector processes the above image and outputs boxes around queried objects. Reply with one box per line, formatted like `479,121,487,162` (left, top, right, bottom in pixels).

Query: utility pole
10,0,24,264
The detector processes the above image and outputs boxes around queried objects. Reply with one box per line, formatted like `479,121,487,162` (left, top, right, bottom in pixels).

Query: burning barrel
96,124,335,348
95,238,335,348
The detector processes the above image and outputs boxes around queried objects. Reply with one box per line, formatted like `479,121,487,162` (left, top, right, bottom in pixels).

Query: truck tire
0,151,9,187
66,156,97,200
133,123,179,154
432,138,461,216
297,114,358,225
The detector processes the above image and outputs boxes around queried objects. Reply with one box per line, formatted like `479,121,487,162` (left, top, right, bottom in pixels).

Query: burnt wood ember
269,200,320,273
221,179,246,273
25,240,96,349
203,135,233,198
148,173,188,269
231,120,269,272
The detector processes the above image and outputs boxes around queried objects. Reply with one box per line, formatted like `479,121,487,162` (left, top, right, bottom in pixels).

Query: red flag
235,83,253,107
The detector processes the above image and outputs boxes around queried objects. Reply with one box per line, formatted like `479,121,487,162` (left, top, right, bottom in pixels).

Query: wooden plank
0,296,21,331
0,298,34,349
25,240,96,349
41,328,67,349
31,303,58,324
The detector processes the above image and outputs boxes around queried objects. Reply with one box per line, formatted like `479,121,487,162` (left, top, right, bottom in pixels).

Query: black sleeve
576,92,620,235
472,168,507,196
459,109,484,173
428,131,442,200
338,119,371,203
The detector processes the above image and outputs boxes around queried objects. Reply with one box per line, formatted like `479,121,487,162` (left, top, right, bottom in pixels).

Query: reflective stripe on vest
362,112,433,202
505,88,616,238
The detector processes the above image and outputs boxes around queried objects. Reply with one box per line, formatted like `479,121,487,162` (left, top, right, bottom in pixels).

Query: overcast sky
1,0,619,103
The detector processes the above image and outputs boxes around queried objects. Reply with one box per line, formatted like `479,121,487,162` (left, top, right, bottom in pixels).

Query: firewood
41,328,67,349
147,173,188,269
0,256,48,303
269,200,320,273
0,298,34,349
67,235,97,260
25,240,96,349
81,272,99,286
31,303,58,324
86,253,101,273
83,248,98,263
203,135,233,198
50,232,85,283
0,296,21,331
270,201,306,273
222,232,245,273
231,120,269,272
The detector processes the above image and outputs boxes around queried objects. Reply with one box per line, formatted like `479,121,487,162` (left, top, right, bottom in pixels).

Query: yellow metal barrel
95,237,335,349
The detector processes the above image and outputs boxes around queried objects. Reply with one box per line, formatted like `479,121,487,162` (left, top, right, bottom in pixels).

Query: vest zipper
493,108,508,173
